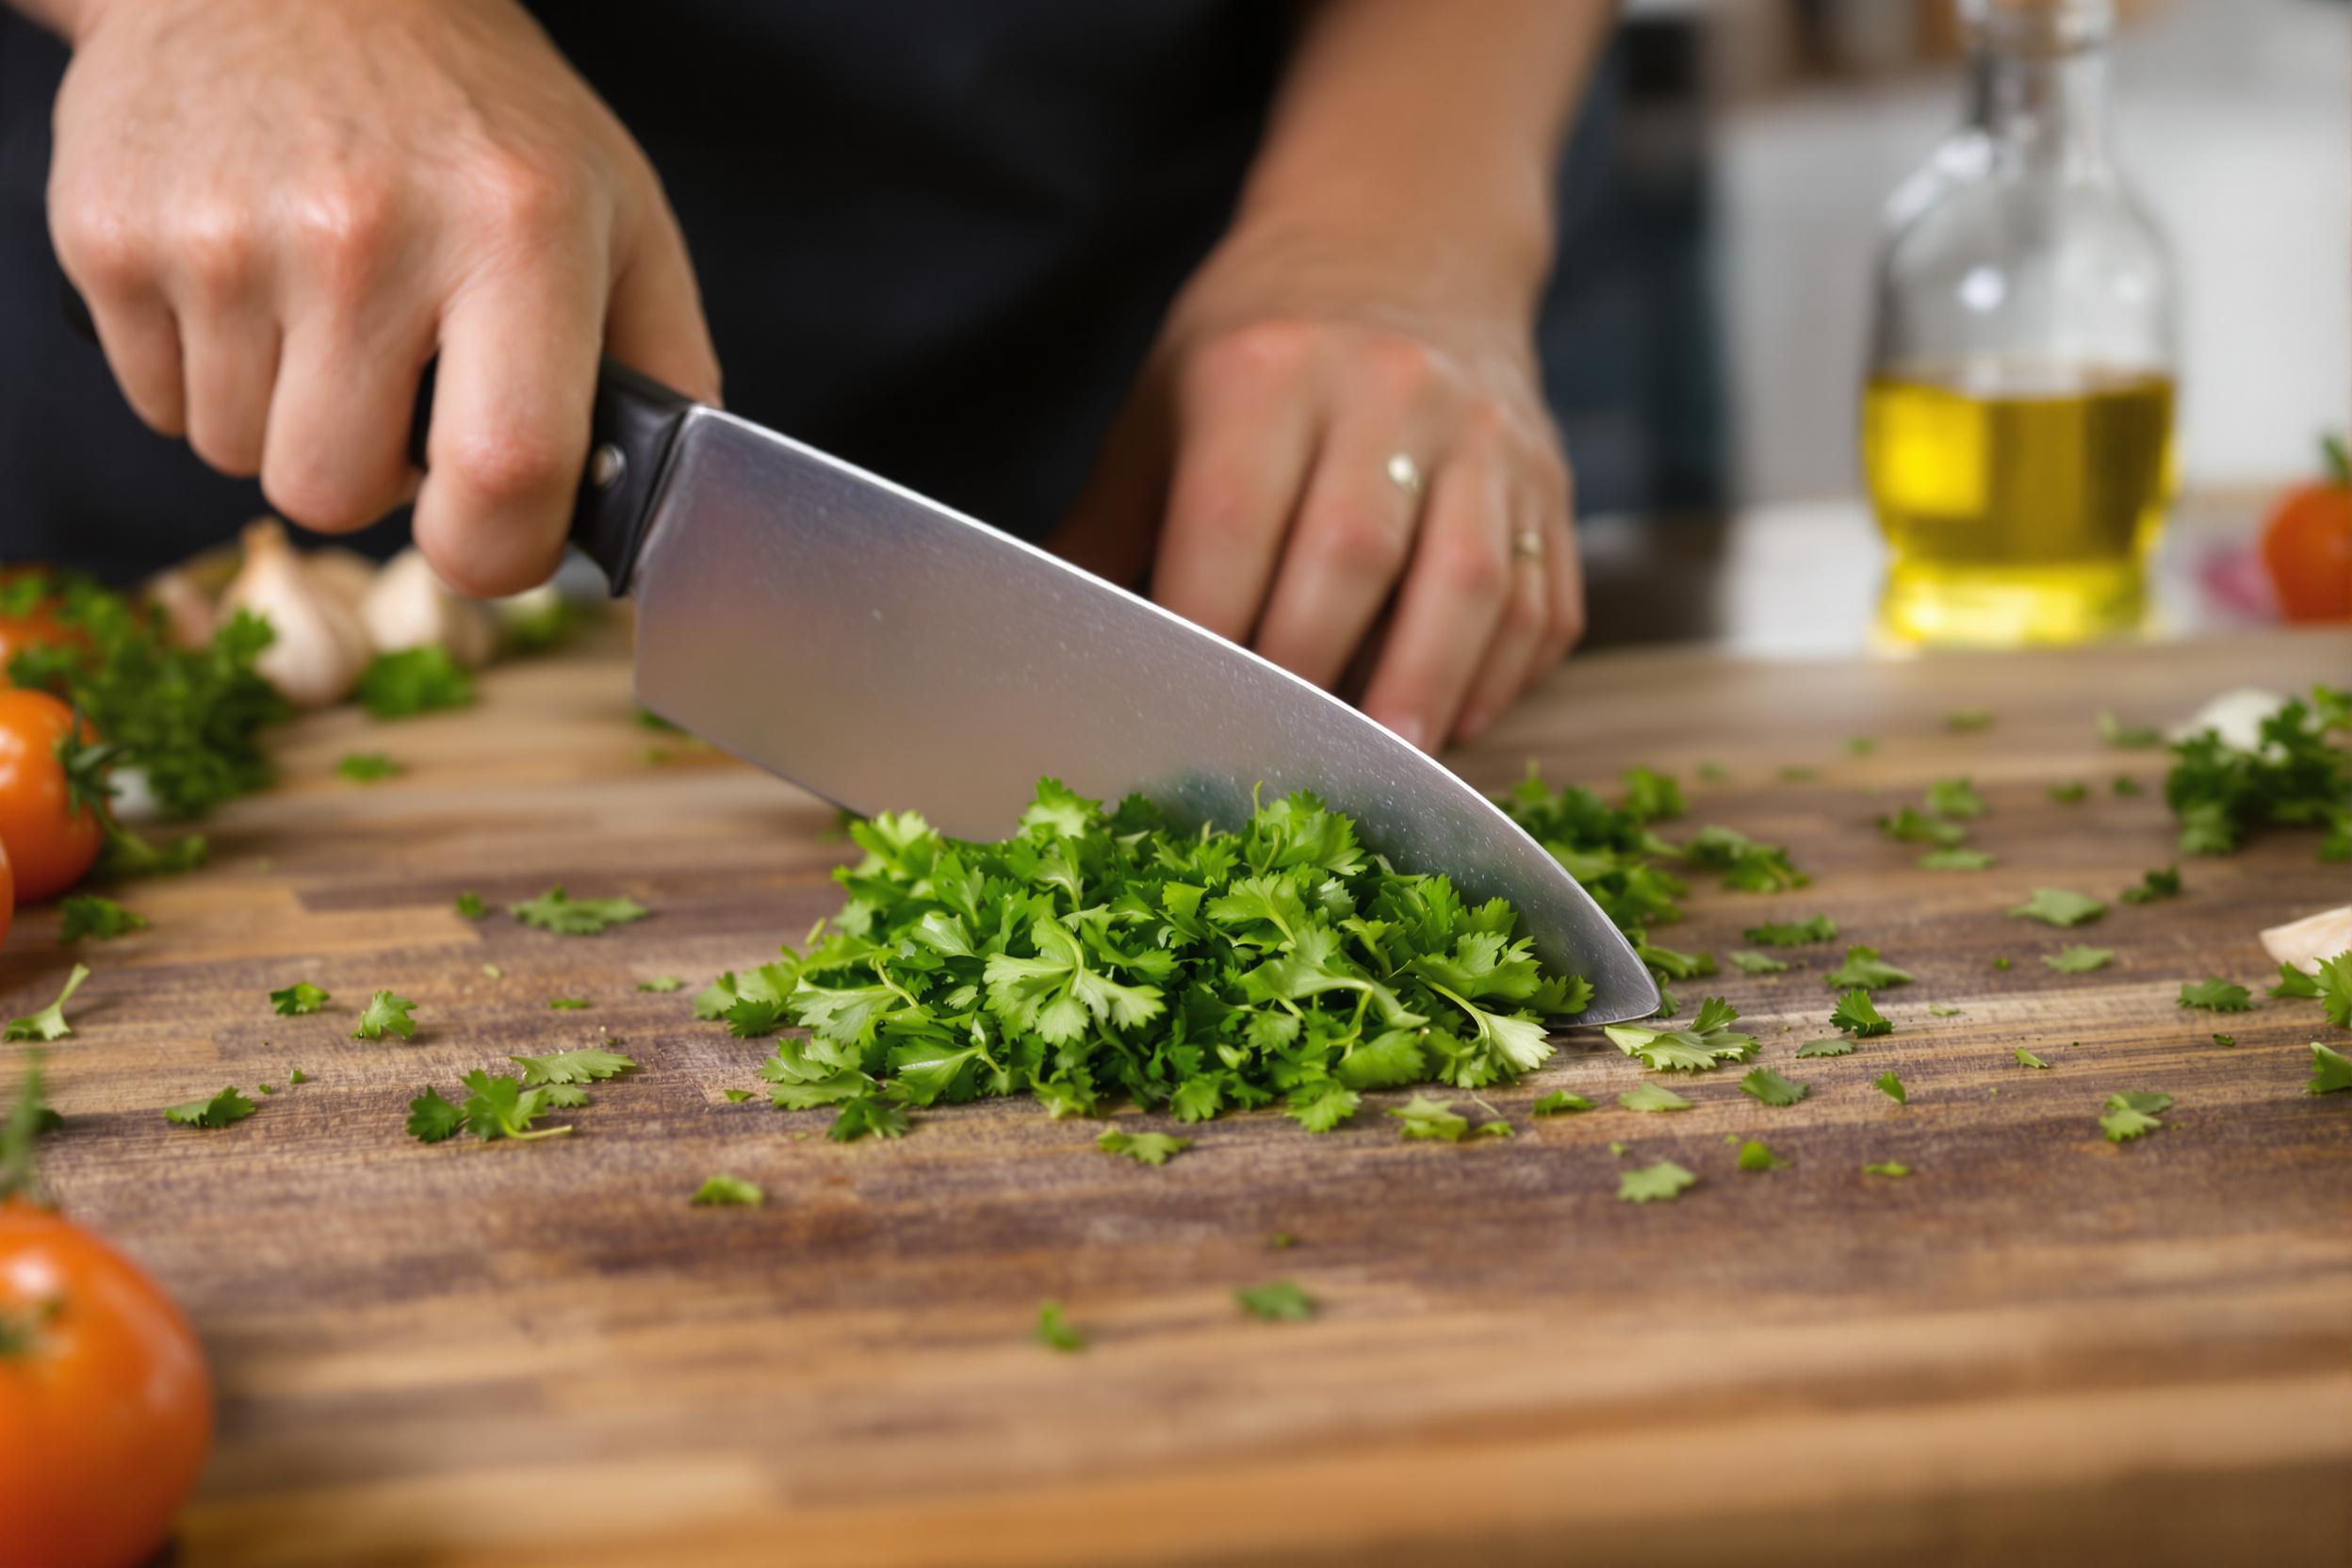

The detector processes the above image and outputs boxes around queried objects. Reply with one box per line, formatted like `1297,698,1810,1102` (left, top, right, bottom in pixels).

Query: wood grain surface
8,623,2350,1567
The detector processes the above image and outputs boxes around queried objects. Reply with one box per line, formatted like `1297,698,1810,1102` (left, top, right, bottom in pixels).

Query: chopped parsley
1499,767,1805,926
408,1070,574,1143
1619,1160,1697,1202
351,990,416,1040
511,1048,635,1086
2042,946,2114,974
357,645,475,718
1725,950,1789,974
636,976,685,992
1235,1281,1316,1321
335,751,401,782
1825,945,1912,990
2177,978,2254,1013
2049,782,2089,804
1530,1090,1594,1115
2118,866,2181,904
722,1088,757,1102
1736,1139,1788,1172
2,965,90,1042
270,982,330,1014
1945,708,1993,732
1872,1070,1908,1104
1097,1128,1191,1166
1684,825,1810,892
1794,1037,1854,1058
1390,1096,1470,1141
1862,1160,1911,1178
1994,956,2013,971
1739,1067,1807,1106
57,895,145,942
547,998,592,1010
512,887,650,936
453,891,486,920
689,1175,763,1207
2097,710,2164,748
2277,953,2352,1026
2161,686,2348,858
2212,1034,2236,1048
1034,1301,1086,1351
827,1096,910,1142
1744,914,1838,947
1878,808,1968,847
1926,777,1985,819
1777,765,1818,783
2270,961,2322,1000
1831,988,1891,1037
2309,1043,2352,1095
2113,775,2146,797
1606,997,1757,1072
163,1086,255,1129
1617,1083,1691,1113
2008,888,2107,927
2099,1089,2172,1143
2015,1048,2050,1070
1919,847,1997,871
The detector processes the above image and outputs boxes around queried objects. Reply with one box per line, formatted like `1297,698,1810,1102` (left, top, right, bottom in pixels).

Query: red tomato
0,1200,213,1568
2262,437,2352,622
0,690,106,902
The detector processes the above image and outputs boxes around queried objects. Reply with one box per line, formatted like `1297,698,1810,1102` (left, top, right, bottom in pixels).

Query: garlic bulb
141,565,216,650
2261,906,2352,974
220,518,372,709
361,547,498,668
306,547,381,615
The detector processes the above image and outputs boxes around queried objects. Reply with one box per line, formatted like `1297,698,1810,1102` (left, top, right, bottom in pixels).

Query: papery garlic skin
220,518,372,709
141,566,216,650
2262,906,2352,975
362,547,498,668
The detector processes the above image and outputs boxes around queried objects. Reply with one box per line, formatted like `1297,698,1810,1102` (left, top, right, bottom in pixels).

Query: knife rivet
588,443,627,491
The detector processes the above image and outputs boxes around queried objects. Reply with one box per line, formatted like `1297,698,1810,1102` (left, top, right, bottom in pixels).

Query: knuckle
1312,508,1411,578
468,147,590,242
1199,318,1315,384
50,196,146,289
263,461,392,534
173,204,258,295
444,423,576,507
1433,532,1508,600
296,178,397,290
1361,333,1437,399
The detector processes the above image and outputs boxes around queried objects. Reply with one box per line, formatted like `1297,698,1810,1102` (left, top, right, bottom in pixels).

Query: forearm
1239,0,1610,318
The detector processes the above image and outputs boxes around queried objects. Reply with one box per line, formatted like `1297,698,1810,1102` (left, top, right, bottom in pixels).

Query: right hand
45,0,720,596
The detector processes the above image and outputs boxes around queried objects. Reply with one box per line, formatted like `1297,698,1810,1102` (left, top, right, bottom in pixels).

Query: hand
1054,219,1583,751
46,0,720,596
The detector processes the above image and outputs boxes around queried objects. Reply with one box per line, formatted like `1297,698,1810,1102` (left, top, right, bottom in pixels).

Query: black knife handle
60,279,691,595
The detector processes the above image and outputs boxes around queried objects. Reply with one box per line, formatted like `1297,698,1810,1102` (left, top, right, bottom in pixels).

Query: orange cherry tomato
0,1200,213,1568
0,690,106,903
2262,436,2352,623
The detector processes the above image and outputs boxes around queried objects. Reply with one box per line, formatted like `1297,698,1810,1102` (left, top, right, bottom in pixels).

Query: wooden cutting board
9,623,2349,1567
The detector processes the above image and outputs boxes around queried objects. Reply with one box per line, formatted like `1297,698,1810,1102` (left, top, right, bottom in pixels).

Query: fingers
409,264,604,597
1449,488,1551,744
259,315,430,534
1356,434,1512,751
1148,324,1321,644
604,188,723,406
51,204,187,434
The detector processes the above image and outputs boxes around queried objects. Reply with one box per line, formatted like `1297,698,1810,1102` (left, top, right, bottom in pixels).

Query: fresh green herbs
637,976,685,992
1831,988,1891,1037
1824,945,1912,990
1725,949,1789,974
1744,914,1838,947
2049,782,2089,804
2015,1048,2050,1070
2042,946,2114,974
512,887,651,936
2099,1089,2172,1143
163,1086,255,1129
510,1047,635,1086
453,891,486,921
3,965,90,1042
1619,1160,1698,1202
1878,808,1968,847
827,1097,910,1142
270,982,330,1015
1872,1070,1907,1104
1919,847,1998,871
1926,777,1985,820
1945,709,1993,732
335,751,401,782
2177,978,2254,1013
351,990,416,1040
1617,1083,1691,1113
1740,1067,1808,1106
2309,1043,2352,1095
689,1175,763,1207
1235,1281,1316,1321
2118,866,2181,904
2098,710,2164,748
357,645,475,719
1794,1037,1854,1058
1605,997,1757,1072
2211,1034,2236,1049
408,1070,573,1144
547,998,591,1010
2275,953,2352,1026
1034,1301,1086,1350
1530,1090,1594,1116
1390,1096,1470,1141
2008,889,2107,927
57,894,145,942
2164,686,2349,858
1737,1139,1788,1172
1862,1161,1911,1178
1097,1128,1191,1166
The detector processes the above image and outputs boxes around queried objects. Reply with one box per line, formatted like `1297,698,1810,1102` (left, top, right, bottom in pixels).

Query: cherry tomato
0,690,106,902
0,1200,213,1568
0,839,14,953
2262,436,2352,623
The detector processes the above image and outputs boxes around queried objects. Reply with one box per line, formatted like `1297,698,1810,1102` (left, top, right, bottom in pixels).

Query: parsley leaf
547,998,591,1010
1795,1037,1854,1057
453,891,486,920
1682,824,1810,892
1618,1160,1697,1202
1390,1095,1470,1141
2,965,90,1042
689,1175,764,1206
335,751,401,782
2162,687,2349,858
2270,961,2323,1000
828,1096,910,1142
1743,914,1838,946
2212,1034,2236,1048
2043,946,2114,974
1605,998,1757,1071
1286,1080,1361,1133
1928,1004,1962,1017
637,975,685,993
1740,1067,1808,1106
1737,1139,1788,1172
1919,848,1998,871
405,1087,464,1143
1878,807,1968,847
2099,710,2164,748
1862,1160,1911,1177
2118,866,2181,904
1097,1128,1191,1166
351,990,416,1040
511,887,650,936
1926,777,1985,819
2049,781,2089,804
1825,946,1912,989
510,1047,636,1086
57,895,145,942
1831,988,1891,1037
1034,1300,1086,1351
1530,1089,1594,1115
2304,952,2352,1026
1726,950,1789,974
2100,1088,2171,1142
2177,978,2254,1012
2015,1048,2050,1070
2008,888,2106,927
1945,708,1993,732
1873,1070,1908,1104
1235,1281,1316,1321
453,1070,573,1142
357,645,475,718
2309,1042,2352,1095
269,982,330,1015
1617,1083,1692,1113
163,1086,255,1129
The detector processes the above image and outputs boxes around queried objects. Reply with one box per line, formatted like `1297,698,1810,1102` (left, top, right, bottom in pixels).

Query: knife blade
588,381,1654,1025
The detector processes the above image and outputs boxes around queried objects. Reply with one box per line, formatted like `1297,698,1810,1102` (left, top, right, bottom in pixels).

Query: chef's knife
63,279,1655,1022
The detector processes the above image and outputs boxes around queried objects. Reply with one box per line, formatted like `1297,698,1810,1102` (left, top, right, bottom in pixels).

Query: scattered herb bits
1097,1128,1190,1166
1794,1037,1854,1058
2049,782,2089,804
1945,709,1993,732
1831,988,1891,1037
637,976,685,992
3,966,90,1043
547,998,591,1010
689,1175,763,1207
1034,1301,1086,1351
1919,848,1997,871
2177,978,2253,1013
1926,777,1985,819
1825,946,1912,990
335,751,401,782
2043,946,2114,974
2008,889,2107,927
1618,1160,1697,1202
352,991,416,1041
1390,1096,1470,1142
358,645,475,718
2309,1043,2352,1095
1530,1090,1594,1116
2098,710,2163,748
2211,1034,2236,1049
57,895,144,942
1862,1161,1911,1178
1235,1281,1316,1322
1726,950,1789,974
2119,866,2181,904
1744,915,1838,947
1736,1140,1788,1172
2099,1090,2172,1143
2015,1049,2050,1070
1617,1083,1691,1114
1605,998,1757,1072
408,1070,573,1144
163,1086,255,1129
1739,1067,1808,1107
453,891,486,920
512,887,650,936
1873,1070,1908,1105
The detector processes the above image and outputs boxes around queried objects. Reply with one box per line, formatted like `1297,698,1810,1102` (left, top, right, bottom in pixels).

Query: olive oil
1863,368,2174,645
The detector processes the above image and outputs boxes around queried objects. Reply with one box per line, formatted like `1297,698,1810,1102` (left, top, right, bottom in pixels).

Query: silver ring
1511,529,1544,562
1384,452,1424,501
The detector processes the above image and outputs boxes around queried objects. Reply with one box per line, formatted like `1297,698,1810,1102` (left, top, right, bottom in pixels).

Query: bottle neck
1968,37,2111,169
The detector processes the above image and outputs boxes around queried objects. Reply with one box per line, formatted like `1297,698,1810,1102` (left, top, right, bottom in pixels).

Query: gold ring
1385,452,1424,501
1511,529,1544,562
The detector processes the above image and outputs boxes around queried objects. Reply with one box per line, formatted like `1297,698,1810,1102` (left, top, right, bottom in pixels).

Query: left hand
1052,219,1583,752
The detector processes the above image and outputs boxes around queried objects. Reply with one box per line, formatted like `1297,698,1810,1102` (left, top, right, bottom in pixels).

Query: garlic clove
2261,906,2352,974
2171,689,2287,753
306,547,383,614
361,547,498,668
140,565,217,650
220,518,372,709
